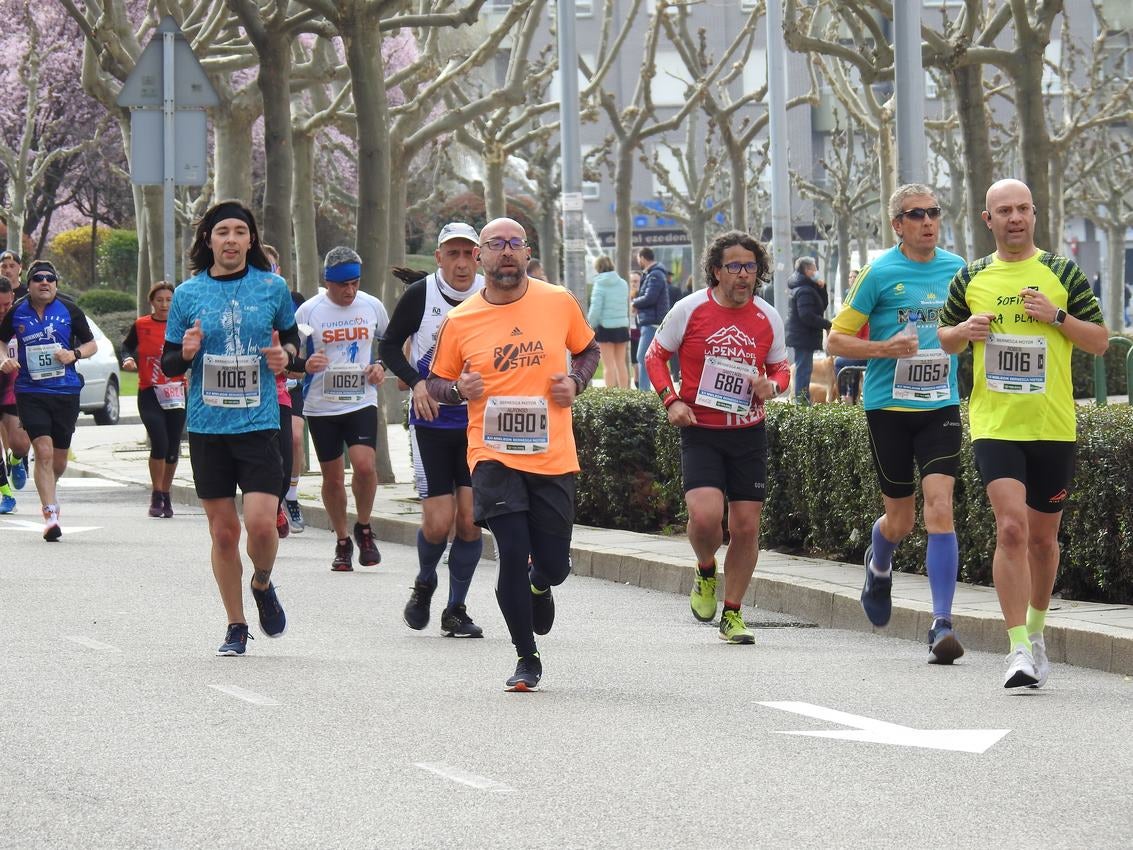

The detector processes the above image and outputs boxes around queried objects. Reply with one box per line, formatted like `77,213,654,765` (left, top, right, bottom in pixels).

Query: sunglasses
897,206,942,221
31,273,58,283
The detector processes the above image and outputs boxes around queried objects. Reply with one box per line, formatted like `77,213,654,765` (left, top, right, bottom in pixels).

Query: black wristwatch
1051,308,1067,327
451,382,465,403
72,348,82,361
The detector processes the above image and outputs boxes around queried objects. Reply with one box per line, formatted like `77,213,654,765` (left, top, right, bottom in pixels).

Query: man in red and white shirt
645,230,790,644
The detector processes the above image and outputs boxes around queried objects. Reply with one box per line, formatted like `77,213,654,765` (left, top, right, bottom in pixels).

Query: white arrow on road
760,701,1010,753
0,519,99,535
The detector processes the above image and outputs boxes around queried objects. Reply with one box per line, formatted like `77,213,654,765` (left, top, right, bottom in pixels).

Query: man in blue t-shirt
162,200,300,657
0,260,97,541
827,183,967,664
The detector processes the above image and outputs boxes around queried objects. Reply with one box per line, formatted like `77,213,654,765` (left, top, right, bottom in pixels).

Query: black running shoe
441,604,484,638
251,581,287,637
505,654,542,692
216,623,252,656
354,522,381,566
531,585,555,635
148,490,163,518
332,537,354,572
403,578,437,630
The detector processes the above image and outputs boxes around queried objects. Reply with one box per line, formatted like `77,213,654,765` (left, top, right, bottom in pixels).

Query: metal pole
162,30,176,283
766,0,792,310
557,0,587,305
894,0,927,184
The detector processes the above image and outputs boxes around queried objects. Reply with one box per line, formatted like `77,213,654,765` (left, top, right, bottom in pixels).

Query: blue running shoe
927,617,964,665
0,494,14,514
216,623,252,656
9,457,25,490
860,544,893,627
251,582,287,637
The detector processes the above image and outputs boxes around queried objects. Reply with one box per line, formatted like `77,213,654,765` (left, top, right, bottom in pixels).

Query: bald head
983,179,1038,260
985,178,1032,211
475,217,531,298
480,217,527,243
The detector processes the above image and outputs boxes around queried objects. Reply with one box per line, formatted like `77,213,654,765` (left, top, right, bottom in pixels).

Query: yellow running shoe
690,570,718,622
718,609,755,644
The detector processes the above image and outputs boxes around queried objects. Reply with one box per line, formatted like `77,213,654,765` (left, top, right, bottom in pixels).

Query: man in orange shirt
427,217,600,691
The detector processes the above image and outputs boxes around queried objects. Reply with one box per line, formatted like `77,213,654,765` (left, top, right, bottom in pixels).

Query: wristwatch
451,381,465,403
72,348,82,361
1051,308,1067,327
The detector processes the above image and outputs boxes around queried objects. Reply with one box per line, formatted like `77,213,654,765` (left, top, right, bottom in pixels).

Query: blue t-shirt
839,245,966,411
0,296,94,396
166,267,296,434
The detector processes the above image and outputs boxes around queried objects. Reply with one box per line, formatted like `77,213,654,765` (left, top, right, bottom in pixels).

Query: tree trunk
291,129,320,296
688,214,707,293
256,36,295,283
1013,45,1052,249
484,141,507,220
89,189,98,289
1047,148,1066,255
613,140,636,280
1104,221,1125,332
952,64,996,258
727,141,746,232
6,174,26,254
213,105,256,203
534,165,560,284
877,116,896,248
836,216,851,308
141,185,164,287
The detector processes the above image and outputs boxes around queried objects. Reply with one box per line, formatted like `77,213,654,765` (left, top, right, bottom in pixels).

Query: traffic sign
116,16,218,109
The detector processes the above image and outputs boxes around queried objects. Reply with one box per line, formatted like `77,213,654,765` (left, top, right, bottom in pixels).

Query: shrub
78,289,136,316
49,225,111,290
96,229,139,291
90,310,137,358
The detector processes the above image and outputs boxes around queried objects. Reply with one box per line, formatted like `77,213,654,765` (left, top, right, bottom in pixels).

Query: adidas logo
510,326,523,336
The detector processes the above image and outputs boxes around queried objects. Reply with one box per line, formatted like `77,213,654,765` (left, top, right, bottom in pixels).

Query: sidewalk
68,396,1133,677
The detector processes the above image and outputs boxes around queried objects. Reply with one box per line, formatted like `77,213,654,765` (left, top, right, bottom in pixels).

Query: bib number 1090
495,410,547,434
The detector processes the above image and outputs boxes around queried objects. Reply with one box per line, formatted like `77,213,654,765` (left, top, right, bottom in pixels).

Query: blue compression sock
416,530,447,586
447,536,483,607
926,532,959,619
870,517,900,573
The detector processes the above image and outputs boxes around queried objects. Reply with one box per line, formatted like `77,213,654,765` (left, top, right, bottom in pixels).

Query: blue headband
325,262,362,283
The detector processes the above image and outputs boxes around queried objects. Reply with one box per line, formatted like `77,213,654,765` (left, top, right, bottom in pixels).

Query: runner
379,222,487,637
0,261,97,540
294,247,388,572
121,281,187,518
0,279,29,512
937,178,1108,689
161,200,299,656
426,217,599,691
826,183,967,663
644,230,790,643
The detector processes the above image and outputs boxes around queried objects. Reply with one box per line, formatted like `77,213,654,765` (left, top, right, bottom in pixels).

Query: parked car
77,316,121,425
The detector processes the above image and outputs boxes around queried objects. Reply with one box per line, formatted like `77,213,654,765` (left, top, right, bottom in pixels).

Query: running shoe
0,494,15,514
148,491,163,518
9,455,25,490
505,654,542,692
276,505,290,539
285,499,305,533
1029,633,1050,689
927,617,965,665
161,492,174,519
531,585,555,635
690,570,718,622
441,604,484,638
1003,645,1039,689
403,578,437,630
216,623,252,656
332,537,354,572
42,507,61,542
354,522,381,566
251,581,287,637
718,609,755,644
860,544,893,627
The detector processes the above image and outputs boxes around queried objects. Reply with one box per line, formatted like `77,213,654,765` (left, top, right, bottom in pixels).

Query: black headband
204,203,253,232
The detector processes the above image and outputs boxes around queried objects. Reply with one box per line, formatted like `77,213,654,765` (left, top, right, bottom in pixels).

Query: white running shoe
1003,645,1039,689
1029,633,1050,689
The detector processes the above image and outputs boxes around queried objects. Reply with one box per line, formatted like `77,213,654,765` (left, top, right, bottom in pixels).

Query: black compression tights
485,511,572,658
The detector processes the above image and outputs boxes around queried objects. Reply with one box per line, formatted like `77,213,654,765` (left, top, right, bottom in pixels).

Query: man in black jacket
632,247,671,391
785,256,830,404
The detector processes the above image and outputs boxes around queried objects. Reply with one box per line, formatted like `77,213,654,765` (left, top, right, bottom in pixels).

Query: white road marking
64,636,120,652
760,701,1010,754
414,762,513,792
57,478,127,489
208,684,279,706
0,519,99,534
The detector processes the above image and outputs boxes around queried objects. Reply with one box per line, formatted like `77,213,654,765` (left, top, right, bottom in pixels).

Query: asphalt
64,396,1133,678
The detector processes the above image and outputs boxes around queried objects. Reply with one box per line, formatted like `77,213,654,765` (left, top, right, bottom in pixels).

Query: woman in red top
122,281,188,517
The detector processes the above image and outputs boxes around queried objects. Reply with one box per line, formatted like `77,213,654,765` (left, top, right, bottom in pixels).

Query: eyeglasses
721,261,759,275
481,237,528,252
897,206,942,221
30,273,58,283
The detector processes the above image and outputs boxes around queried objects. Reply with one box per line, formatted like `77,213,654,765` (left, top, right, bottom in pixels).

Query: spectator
527,259,546,280
587,255,630,388
632,247,670,391
628,271,642,387
785,256,830,404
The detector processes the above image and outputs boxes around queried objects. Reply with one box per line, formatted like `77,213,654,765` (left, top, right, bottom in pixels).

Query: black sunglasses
897,206,942,221
30,273,58,283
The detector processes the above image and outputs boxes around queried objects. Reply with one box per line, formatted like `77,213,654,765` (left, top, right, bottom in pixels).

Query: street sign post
117,16,218,284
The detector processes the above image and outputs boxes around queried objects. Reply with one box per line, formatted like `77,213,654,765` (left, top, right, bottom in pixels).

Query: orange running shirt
430,279,595,475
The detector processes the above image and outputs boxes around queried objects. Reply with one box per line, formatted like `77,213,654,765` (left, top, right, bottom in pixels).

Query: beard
488,269,523,289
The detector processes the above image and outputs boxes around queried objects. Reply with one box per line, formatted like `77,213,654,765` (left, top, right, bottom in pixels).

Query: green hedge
77,289,136,316
572,389,1133,604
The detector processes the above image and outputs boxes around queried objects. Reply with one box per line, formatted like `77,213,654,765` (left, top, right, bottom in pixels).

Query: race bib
202,353,261,407
26,343,64,381
695,356,759,414
892,349,951,402
483,396,549,454
323,362,366,403
154,381,186,410
984,333,1047,394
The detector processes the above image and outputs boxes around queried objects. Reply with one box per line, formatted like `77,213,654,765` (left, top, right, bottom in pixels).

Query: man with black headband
162,200,301,657
294,247,388,572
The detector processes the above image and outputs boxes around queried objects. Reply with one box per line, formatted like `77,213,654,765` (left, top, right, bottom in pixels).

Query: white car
76,316,121,425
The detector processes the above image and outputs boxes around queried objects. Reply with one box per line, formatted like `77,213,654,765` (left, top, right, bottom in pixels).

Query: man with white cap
380,222,487,637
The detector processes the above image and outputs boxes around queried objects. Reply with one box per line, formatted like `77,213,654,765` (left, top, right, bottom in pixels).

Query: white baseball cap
437,222,480,246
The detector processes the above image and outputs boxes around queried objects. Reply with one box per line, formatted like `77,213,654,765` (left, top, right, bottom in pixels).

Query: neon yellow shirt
938,252,1103,442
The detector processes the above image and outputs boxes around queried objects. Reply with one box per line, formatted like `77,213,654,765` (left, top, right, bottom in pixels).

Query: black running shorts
411,424,472,499
189,430,284,500
972,438,1076,514
680,423,767,502
306,406,379,463
865,405,962,499
16,393,80,449
471,460,576,537
288,383,304,418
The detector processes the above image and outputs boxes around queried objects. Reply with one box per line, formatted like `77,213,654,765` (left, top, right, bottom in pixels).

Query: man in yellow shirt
938,179,1107,690
427,217,599,691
